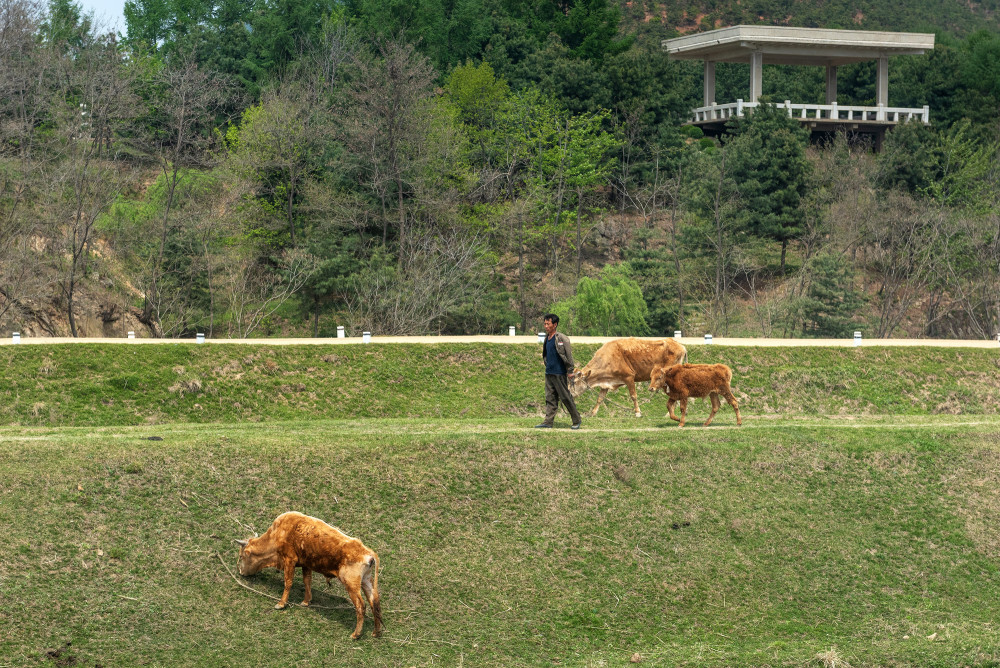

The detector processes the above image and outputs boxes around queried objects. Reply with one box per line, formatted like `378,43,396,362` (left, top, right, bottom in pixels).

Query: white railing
691,100,930,124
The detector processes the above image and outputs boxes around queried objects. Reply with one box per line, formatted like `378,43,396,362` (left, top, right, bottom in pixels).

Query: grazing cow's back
236,511,382,639
649,363,742,427
568,338,687,417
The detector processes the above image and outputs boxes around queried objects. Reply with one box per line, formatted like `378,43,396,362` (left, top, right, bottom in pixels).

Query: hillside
621,0,1000,38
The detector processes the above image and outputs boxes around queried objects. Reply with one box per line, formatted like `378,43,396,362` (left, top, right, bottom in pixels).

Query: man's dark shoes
571,422,582,430
534,423,553,428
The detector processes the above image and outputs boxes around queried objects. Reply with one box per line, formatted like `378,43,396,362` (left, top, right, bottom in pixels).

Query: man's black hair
544,313,559,325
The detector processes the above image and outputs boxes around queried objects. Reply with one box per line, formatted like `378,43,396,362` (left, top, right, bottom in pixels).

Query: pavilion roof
663,25,934,66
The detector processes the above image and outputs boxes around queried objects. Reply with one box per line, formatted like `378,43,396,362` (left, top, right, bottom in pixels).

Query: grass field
2,344,1000,667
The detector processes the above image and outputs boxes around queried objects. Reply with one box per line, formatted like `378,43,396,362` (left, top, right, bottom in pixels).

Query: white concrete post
737,99,744,117
674,330,682,338
12,332,20,344
996,332,999,345
196,333,205,344
876,55,889,107
825,65,838,104
830,102,838,120
704,60,716,107
785,100,792,117
749,51,763,103
337,325,345,339
704,334,713,344
877,104,885,121
127,331,135,339
922,105,930,124
362,331,371,344
509,325,516,337
537,332,545,344
854,331,862,347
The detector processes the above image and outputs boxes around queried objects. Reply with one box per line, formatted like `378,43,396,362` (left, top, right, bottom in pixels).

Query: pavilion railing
691,100,930,124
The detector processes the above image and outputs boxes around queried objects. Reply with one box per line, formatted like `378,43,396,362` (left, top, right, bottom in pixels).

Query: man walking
536,313,582,430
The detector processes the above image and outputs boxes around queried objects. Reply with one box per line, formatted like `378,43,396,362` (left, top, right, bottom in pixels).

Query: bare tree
0,0,54,329
127,55,231,336
860,192,945,338
344,228,488,335
223,247,318,338
339,37,436,250
44,30,139,337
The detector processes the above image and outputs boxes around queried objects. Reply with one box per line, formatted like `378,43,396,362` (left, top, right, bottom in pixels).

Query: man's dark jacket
542,331,576,374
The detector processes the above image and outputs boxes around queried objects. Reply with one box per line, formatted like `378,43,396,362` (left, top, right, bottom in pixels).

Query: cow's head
568,369,592,397
649,365,669,393
235,537,271,576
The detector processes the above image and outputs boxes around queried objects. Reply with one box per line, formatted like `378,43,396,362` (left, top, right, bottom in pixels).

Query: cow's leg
361,567,383,637
705,393,721,426
678,397,688,427
301,567,312,606
626,379,641,417
723,388,742,425
588,388,609,417
276,559,295,609
342,573,367,640
667,398,680,422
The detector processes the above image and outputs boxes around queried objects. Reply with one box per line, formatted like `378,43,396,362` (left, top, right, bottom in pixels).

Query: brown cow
649,363,742,427
236,511,383,639
568,337,687,417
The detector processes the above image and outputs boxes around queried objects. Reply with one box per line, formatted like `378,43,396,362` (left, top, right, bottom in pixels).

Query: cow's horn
234,539,248,546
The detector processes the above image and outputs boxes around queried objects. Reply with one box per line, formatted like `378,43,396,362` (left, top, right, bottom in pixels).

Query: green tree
793,252,866,338
726,102,812,273
551,262,649,336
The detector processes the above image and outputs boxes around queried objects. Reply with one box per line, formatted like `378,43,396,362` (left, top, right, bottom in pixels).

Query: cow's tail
366,552,383,634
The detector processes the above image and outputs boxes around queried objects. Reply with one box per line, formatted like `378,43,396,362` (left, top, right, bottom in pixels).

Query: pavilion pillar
876,55,888,106
749,51,763,102
704,61,716,106
825,65,838,104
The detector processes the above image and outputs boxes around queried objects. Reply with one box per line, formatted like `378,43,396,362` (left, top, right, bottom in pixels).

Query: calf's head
649,365,669,393
235,537,274,576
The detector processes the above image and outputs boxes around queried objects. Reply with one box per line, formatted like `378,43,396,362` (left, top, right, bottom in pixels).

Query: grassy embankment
2,343,1000,667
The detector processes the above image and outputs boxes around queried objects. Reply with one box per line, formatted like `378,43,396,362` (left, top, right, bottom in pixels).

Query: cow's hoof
301,601,310,607
634,412,642,418
274,603,286,610
350,633,362,640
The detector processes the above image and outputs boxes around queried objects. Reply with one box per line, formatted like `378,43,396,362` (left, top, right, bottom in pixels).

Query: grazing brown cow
649,363,742,427
236,511,383,639
568,337,687,417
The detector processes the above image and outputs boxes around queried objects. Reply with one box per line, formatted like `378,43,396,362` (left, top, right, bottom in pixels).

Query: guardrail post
736,99,744,117
785,100,792,117
196,333,205,344
128,331,135,339
362,331,371,344
12,332,20,344
854,331,862,347
704,334,713,344
509,325,516,336
923,105,930,124
674,330,682,338
831,102,838,120
337,325,345,339
537,332,545,344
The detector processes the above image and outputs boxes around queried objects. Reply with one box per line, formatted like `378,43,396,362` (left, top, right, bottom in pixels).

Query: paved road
3,334,1000,348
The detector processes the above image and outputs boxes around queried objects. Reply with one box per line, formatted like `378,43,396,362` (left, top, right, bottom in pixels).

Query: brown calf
649,363,742,427
236,511,383,639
